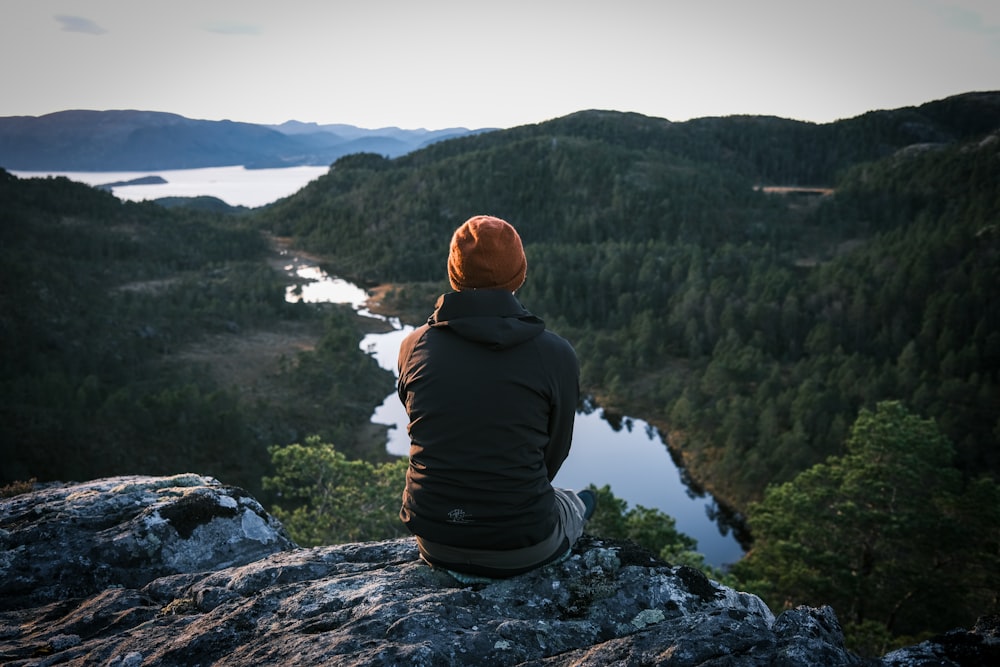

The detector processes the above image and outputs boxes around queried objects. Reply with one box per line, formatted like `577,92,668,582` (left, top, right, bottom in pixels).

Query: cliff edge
1,475,995,665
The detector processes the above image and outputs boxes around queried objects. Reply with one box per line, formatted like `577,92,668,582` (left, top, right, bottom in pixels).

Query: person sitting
397,214,595,581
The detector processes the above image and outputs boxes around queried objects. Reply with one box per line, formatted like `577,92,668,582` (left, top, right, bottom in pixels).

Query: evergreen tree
733,401,999,655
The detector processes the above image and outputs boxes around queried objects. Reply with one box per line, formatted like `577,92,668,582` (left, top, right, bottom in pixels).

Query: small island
96,175,167,189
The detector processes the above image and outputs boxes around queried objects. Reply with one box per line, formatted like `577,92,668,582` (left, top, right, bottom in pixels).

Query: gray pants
415,488,587,576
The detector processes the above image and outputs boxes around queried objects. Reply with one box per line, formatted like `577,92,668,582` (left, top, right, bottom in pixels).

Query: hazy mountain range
0,110,493,171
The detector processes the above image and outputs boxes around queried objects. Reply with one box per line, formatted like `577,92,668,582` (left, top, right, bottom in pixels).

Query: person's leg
552,487,587,545
417,488,590,578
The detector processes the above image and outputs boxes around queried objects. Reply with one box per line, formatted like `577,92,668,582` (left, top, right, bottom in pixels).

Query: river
282,253,746,569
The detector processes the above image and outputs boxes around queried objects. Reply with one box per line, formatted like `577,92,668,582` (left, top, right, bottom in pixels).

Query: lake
283,252,746,568
11,165,330,208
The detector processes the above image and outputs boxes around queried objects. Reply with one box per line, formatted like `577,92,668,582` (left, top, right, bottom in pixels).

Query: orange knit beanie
447,215,527,292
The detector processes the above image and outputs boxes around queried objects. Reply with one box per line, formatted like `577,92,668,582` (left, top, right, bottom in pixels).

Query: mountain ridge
0,109,492,171
3,92,997,173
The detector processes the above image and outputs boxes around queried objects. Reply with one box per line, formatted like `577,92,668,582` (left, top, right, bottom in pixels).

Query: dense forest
2,92,998,654
255,92,999,510
0,170,394,499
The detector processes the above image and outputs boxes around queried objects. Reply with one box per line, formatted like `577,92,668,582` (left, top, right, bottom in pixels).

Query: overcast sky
2,1,998,130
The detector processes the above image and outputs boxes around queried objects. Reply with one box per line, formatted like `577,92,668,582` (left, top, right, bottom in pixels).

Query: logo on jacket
447,508,474,524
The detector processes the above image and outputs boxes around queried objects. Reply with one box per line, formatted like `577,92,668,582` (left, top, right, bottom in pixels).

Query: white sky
2,1,998,130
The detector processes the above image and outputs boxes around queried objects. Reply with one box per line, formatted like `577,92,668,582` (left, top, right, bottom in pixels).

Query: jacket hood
428,290,545,350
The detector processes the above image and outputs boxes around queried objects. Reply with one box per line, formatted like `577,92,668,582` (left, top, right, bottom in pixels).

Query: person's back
397,215,594,578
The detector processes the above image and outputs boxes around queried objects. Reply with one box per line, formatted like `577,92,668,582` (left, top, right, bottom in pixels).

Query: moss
157,492,238,539
673,565,720,602
0,478,36,498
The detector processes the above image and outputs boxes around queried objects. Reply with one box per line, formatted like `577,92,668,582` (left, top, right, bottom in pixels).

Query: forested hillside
0,171,394,497
255,92,1000,511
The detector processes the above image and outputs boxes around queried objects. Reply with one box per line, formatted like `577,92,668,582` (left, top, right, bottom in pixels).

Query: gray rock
878,614,1000,667
0,476,992,665
0,474,293,609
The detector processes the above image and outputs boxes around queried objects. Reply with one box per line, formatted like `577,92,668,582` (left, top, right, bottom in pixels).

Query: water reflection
284,262,370,307
550,403,746,567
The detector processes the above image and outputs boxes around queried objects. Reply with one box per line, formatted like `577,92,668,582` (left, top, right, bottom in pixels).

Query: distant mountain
400,91,1000,186
0,110,492,171
267,120,482,146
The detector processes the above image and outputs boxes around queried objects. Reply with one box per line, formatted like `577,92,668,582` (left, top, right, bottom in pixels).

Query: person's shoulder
537,329,577,356
399,322,433,356
403,322,432,340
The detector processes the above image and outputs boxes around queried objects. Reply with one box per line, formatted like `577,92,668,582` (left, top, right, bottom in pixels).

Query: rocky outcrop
0,474,294,612
0,476,995,666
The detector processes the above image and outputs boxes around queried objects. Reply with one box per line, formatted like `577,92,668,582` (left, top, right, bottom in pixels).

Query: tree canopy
732,401,999,655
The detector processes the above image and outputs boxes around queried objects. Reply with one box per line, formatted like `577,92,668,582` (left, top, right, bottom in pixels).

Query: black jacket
397,290,579,549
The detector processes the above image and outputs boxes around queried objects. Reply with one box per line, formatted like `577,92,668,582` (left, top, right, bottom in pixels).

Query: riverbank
558,372,753,551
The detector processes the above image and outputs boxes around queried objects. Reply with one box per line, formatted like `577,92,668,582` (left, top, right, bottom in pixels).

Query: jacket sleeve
542,336,580,481
396,325,425,405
